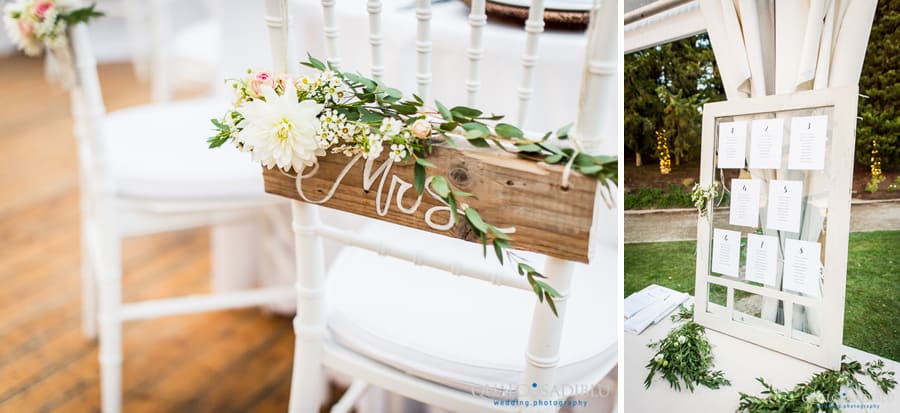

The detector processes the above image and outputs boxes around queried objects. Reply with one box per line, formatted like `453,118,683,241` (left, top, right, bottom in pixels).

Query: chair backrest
67,19,112,196
261,0,616,407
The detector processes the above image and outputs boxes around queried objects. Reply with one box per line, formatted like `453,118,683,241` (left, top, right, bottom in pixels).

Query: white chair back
262,0,617,411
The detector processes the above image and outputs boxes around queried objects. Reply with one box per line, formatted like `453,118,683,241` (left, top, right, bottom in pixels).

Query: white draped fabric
698,0,876,331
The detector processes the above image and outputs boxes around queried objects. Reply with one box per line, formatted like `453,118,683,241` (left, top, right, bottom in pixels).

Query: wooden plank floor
0,55,347,412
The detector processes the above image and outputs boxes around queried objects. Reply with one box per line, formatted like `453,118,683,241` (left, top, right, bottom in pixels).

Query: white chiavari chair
62,2,297,411
262,0,618,411
122,0,223,102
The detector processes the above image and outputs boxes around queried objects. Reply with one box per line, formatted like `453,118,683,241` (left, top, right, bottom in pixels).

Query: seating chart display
693,87,859,369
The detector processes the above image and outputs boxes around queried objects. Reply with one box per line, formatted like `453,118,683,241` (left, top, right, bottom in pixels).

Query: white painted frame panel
694,86,858,370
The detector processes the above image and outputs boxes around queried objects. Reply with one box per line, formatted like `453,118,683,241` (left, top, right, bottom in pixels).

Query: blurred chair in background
56,2,299,411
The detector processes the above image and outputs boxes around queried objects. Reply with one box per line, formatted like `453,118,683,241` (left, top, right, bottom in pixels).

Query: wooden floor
0,56,330,412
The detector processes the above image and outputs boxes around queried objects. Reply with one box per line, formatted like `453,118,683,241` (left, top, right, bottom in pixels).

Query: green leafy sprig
644,305,731,392
209,54,619,316
59,3,104,25
738,356,896,413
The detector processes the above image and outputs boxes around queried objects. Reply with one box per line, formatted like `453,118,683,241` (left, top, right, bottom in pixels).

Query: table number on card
729,179,761,228
745,233,778,286
788,115,828,170
783,239,822,298
711,228,741,277
718,121,748,169
766,180,803,233
749,118,784,169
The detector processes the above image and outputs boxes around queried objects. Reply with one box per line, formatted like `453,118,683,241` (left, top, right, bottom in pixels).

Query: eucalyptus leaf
416,158,436,168
435,100,453,121
414,163,426,195
464,208,488,233
430,175,451,198
450,106,483,119
495,123,524,139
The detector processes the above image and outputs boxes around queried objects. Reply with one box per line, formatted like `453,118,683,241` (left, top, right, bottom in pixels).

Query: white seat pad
326,221,618,399
104,98,266,200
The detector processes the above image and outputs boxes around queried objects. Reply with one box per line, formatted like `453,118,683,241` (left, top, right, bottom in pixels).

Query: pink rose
410,119,432,139
248,70,276,97
33,1,53,19
18,18,34,37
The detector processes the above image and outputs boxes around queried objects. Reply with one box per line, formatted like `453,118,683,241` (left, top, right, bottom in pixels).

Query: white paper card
711,228,741,277
749,118,784,169
729,179,761,227
766,180,803,233
718,121,748,168
788,115,828,170
745,234,779,286
783,239,822,298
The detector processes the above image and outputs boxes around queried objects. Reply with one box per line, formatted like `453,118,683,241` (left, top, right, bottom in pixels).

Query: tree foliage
859,1,900,171
624,34,725,167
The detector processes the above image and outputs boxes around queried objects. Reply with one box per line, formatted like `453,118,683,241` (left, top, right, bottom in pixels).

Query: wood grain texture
264,146,597,262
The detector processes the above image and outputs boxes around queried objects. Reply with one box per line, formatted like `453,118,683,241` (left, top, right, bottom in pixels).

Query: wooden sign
694,86,858,369
263,145,598,263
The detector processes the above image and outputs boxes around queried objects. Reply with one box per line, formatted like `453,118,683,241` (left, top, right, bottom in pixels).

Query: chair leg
288,201,327,413
521,257,576,413
97,231,123,413
81,237,98,339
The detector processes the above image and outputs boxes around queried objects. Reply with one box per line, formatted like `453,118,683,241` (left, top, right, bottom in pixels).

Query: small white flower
653,353,664,362
235,82,325,171
364,133,384,159
805,391,826,405
677,335,687,344
388,143,407,162
380,118,403,137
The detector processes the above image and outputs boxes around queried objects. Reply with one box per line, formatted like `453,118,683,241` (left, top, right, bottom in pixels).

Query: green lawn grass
624,230,900,362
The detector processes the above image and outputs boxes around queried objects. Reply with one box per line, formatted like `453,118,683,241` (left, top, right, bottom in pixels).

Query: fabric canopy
698,0,877,332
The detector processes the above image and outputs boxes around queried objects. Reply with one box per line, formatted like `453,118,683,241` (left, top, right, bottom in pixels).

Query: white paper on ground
788,115,828,170
766,180,803,233
745,233,779,286
783,239,822,298
624,291,690,335
718,121,748,169
749,118,785,169
711,228,741,277
624,284,678,319
729,179,761,228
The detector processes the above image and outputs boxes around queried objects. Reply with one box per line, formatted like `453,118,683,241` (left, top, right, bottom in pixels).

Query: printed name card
788,115,828,170
718,121,747,168
783,239,822,298
749,118,784,169
745,233,779,286
729,179,761,227
766,180,803,233
711,228,741,277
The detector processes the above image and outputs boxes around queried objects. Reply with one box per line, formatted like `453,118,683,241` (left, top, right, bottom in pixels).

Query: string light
870,139,882,178
657,129,672,175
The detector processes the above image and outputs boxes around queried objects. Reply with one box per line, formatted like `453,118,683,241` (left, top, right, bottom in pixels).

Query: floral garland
738,356,896,412
3,0,102,56
644,305,731,391
209,54,618,316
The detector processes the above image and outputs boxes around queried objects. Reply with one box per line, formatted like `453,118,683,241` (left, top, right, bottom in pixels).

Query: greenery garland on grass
738,356,896,412
208,54,617,316
644,305,731,392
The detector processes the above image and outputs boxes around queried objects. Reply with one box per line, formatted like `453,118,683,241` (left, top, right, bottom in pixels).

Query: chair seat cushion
326,221,617,398
104,98,266,200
